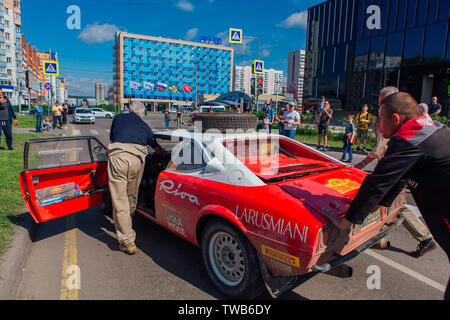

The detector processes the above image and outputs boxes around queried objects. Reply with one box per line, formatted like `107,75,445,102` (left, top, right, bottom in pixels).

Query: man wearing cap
282,101,300,139
108,101,166,255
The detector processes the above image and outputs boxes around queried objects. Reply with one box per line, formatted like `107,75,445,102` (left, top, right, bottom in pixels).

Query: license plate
353,209,381,235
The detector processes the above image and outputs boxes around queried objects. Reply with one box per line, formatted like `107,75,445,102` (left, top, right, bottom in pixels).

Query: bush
253,111,267,120
300,112,314,123
432,115,448,125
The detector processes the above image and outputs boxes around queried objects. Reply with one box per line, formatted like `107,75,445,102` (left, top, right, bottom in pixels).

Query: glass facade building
113,32,233,109
305,0,450,112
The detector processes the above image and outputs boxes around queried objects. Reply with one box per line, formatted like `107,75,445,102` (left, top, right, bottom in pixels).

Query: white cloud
175,0,194,12
277,11,308,29
262,48,271,57
78,22,122,44
184,27,199,41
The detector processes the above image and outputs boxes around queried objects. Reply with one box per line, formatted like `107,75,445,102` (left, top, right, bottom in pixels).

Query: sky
21,0,323,96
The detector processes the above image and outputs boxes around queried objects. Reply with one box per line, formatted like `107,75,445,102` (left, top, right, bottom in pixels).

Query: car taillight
316,225,340,253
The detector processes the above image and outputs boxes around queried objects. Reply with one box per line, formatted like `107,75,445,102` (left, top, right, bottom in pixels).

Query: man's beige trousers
108,152,144,246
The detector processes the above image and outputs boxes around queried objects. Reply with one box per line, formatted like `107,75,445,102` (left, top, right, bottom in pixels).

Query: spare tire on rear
194,113,258,133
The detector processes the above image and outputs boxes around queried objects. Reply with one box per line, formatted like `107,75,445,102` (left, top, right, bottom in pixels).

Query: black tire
201,219,265,299
106,114,112,119
195,113,258,133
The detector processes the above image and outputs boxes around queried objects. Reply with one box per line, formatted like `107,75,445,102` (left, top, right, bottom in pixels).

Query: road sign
43,60,59,76
229,28,243,44
44,82,52,91
253,60,264,74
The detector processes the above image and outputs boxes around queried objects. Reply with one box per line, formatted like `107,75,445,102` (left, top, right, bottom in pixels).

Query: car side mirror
204,158,225,174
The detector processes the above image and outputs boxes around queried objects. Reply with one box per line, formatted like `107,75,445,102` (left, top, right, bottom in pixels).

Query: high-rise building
233,65,252,94
305,0,450,111
20,34,40,102
112,32,234,111
95,82,106,104
0,0,24,105
287,49,305,102
233,65,284,96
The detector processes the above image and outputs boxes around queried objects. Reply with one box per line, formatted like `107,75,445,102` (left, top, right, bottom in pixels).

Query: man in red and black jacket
334,92,450,300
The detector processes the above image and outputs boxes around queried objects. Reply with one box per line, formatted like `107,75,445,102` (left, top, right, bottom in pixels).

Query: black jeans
0,122,13,149
53,115,62,129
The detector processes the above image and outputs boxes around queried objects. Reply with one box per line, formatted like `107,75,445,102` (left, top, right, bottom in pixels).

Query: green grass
0,133,55,258
16,116,37,129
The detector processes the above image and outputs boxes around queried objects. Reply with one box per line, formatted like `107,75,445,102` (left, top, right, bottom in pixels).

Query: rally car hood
278,167,368,223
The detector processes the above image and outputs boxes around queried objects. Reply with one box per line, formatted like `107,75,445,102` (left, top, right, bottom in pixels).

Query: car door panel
20,137,108,223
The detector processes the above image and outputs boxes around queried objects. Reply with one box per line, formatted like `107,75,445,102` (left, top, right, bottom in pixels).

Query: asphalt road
14,116,449,300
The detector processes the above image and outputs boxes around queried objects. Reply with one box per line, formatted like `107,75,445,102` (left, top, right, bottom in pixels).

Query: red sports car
20,132,405,299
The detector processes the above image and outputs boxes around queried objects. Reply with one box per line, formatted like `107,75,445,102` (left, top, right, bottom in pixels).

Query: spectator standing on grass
164,109,171,129
62,100,69,125
355,87,437,258
428,96,442,117
317,101,333,152
282,101,300,139
340,114,355,163
333,92,450,300
52,102,63,129
35,100,43,133
0,88,19,150
355,104,373,152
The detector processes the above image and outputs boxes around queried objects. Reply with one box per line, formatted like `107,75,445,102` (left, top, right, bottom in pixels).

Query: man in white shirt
282,101,300,139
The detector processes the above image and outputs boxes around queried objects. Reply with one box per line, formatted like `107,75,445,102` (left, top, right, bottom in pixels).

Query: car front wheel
201,219,265,299
106,114,112,119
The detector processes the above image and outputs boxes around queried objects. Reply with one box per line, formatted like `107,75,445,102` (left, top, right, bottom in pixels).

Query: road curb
0,214,36,299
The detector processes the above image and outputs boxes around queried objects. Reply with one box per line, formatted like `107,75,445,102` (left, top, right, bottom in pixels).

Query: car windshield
75,109,92,114
222,136,344,181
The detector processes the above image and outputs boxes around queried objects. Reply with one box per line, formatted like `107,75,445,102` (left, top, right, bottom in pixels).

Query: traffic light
251,77,256,95
257,77,263,95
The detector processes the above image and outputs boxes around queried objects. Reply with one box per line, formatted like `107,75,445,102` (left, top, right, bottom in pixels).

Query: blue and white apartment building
112,32,234,111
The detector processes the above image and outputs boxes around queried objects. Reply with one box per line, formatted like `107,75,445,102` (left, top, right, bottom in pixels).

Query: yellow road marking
60,215,78,300
69,125,77,162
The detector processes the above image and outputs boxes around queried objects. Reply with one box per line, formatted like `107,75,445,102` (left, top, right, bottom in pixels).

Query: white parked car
90,108,115,119
73,108,95,124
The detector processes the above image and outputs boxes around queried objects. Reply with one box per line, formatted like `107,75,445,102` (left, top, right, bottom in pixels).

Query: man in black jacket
333,92,450,299
0,89,19,150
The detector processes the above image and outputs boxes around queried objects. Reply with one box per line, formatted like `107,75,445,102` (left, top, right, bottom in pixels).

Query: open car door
20,136,109,223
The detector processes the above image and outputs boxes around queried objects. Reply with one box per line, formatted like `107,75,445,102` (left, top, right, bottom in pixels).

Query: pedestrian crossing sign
229,28,243,44
43,60,59,76
253,60,264,74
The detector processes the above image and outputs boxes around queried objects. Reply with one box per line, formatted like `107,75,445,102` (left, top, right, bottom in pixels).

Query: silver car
91,108,115,119
73,108,96,124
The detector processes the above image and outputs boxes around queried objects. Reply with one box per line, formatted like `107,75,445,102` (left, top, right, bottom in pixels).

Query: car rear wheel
201,219,265,299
